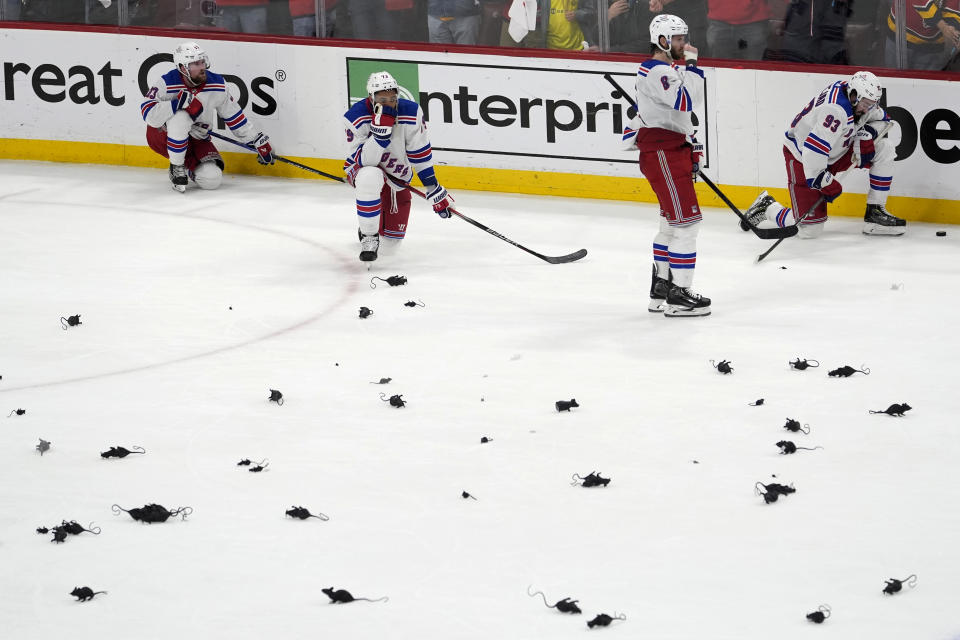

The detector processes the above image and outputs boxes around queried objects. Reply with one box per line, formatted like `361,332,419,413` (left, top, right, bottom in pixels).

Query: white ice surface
1,161,959,640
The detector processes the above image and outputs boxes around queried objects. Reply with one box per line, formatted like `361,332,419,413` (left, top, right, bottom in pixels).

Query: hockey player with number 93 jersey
741,71,905,237
343,71,454,262
140,41,275,193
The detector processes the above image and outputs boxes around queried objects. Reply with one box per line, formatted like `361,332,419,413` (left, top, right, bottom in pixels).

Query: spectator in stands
290,0,339,36
216,0,269,33
607,0,653,52
20,0,85,22
349,0,414,41
428,0,481,44
766,0,851,65
942,1,960,70
885,0,960,69
547,0,596,49
2,0,22,20
706,0,783,60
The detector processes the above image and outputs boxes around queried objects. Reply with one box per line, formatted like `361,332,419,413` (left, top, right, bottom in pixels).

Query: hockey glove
345,163,361,187
173,89,203,120
252,132,274,165
809,169,843,203
189,121,211,140
690,137,704,176
427,185,454,219
855,125,876,168
371,103,397,146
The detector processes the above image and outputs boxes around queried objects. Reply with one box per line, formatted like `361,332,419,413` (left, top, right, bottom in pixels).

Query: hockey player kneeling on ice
742,71,905,238
623,15,710,317
343,71,454,262
140,41,275,193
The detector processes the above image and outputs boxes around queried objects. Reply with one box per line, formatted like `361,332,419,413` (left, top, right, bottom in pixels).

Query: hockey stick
211,130,587,264
601,74,796,241
386,175,588,264
755,196,824,263
209,131,346,182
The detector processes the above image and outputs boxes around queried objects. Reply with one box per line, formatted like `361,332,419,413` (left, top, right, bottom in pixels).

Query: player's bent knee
193,161,222,190
670,222,700,240
354,166,385,197
799,222,824,239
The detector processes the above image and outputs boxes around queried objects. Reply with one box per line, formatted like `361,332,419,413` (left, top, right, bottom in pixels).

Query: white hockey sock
667,223,698,289
867,172,892,206
356,199,381,237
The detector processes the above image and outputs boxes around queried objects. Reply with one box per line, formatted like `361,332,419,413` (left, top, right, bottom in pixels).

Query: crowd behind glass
2,1,958,71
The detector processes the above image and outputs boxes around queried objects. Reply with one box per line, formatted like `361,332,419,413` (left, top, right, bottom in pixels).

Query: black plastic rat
828,365,870,377
783,419,810,434
60,314,82,330
710,359,733,374
59,520,101,536
369,378,392,384
285,506,329,521
112,503,192,523
380,393,405,407
806,604,831,623
322,587,388,603
556,399,579,412
101,446,146,459
870,403,912,416
36,439,51,455
527,585,582,614
572,471,610,487
70,587,106,602
789,358,820,370
755,481,796,504
7,408,26,417
587,612,626,628
268,389,284,405
882,574,917,595
370,275,407,288
776,440,823,454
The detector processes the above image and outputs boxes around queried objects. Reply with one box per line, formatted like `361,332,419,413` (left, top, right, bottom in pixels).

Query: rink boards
0,25,958,223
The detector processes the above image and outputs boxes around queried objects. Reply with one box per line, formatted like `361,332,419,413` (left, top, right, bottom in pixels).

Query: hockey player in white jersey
741,70,905,237
343,71,455,262
622,14,710,317
140,41,274,193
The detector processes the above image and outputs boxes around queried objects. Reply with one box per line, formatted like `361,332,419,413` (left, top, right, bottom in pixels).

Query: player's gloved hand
174,89,203,120
252,132,274,165
371,103,397,144
855,125,876,168
690,137,704,176
427,185,454,219
345,163,361,187
189,121,210,140
810,169,843,203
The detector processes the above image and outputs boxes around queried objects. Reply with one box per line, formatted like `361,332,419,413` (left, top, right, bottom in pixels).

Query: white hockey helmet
650,14,688,52
173,41,210,74
367,71,399,100
848,71,882,105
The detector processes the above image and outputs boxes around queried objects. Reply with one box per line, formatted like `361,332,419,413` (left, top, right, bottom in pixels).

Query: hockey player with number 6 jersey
343,71,455,262
623,14,710,317
140,41,275,193
741,71,905,237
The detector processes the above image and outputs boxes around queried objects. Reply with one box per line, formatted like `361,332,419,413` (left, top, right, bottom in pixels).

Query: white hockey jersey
784,80,890,184
626,58,705,145
343,98,438,188
139,69,260,143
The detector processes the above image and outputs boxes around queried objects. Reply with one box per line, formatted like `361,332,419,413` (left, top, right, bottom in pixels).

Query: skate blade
664,306,711,317
171,184,186,193
862,224,905,236
648,299,665,313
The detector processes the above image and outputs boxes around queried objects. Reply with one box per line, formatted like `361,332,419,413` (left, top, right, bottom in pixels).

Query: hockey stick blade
541,248,589,264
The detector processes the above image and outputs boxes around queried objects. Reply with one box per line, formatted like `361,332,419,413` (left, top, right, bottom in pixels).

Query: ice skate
169,163,188,193
862,204,905,236
664,285,711,317
359,233,380,262
648,264,670,313
740,190,775,231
